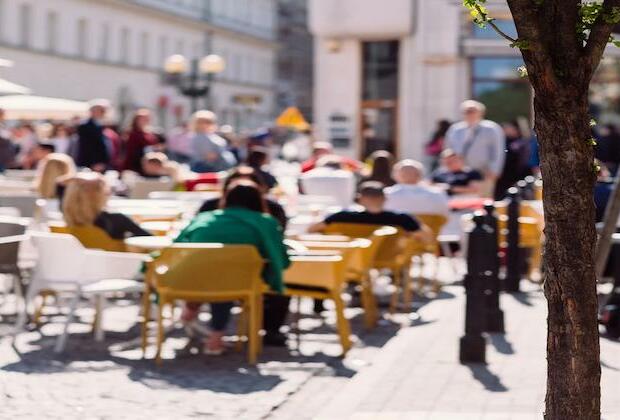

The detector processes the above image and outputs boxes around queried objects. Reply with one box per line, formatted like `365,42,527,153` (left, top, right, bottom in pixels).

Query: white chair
13,232,147,353
128,178,176,199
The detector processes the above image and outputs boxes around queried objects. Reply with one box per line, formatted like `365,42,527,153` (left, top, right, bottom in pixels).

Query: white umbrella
0,95,89,120
0,78,31,95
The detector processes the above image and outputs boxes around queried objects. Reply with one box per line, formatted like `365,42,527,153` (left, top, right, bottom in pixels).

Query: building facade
276,0,313,122
0,0,278,131
309,0,620,160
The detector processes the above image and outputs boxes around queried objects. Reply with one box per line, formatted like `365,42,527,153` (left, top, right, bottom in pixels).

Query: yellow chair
296,238,379,329
323,224,405,313
283,254,351,354
404,214,448,301
49,223,127,252
142,243,265,365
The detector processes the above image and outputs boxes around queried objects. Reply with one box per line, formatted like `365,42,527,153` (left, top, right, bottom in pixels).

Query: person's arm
450,181,482,195
114,213,152,237
410,224,433,245
488,125,506,178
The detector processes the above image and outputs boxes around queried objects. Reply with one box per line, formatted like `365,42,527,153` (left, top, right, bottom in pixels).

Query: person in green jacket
175,180,291,354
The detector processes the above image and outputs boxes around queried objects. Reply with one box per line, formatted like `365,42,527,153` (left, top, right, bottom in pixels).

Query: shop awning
275,107,311,131
0,95,89,120
0,78,31,95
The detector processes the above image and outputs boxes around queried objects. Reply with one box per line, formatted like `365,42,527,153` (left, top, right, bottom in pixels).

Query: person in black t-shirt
431,149,483,196
309,181,432,242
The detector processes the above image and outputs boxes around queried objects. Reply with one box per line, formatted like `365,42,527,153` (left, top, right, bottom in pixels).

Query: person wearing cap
445,100,505,196
76,99,111,172
431,149,483,196
300,141,362,173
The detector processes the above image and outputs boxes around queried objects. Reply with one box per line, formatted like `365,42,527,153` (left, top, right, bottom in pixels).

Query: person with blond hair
34,153,76,199
189,110,236,173
62,173,150,239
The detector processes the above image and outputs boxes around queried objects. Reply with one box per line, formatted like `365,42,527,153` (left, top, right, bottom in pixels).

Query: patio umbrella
0,95,89,120
0,78,31,96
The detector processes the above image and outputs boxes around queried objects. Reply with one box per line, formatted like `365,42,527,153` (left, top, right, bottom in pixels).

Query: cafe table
124,236,173,253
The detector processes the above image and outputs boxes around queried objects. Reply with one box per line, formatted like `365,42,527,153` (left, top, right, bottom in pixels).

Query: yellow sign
275,107,310,131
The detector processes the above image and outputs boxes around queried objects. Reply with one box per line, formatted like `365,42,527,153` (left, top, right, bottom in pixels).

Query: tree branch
474,4,518,43
585,0,620,75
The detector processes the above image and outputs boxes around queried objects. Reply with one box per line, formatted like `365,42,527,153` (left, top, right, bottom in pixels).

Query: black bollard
459,213,489,364
524,176,536,200
483,203,505,333
505,187,523,292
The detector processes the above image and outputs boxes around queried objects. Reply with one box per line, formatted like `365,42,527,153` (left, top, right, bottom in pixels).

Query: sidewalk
315,284,620,420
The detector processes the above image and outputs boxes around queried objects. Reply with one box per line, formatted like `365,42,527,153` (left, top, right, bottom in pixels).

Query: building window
46,10,58,52
140,31,150,67
19,3,31,47
0,0,5,42
120,27,130,64
159,35,169,67
77,18,88,58
175,39,185,55
99,23,110,61
471,57,531,123
362,41,399,100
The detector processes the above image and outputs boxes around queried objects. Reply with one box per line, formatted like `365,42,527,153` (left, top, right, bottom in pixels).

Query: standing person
384,159,450,216
595,124,620,176
189,110,236,173
167,121,192,163
494,121,532,199
425,119,451,170
0,108,15,171
123,109,160,174
445,100,505,197
362,150,395,187
76,99,111,172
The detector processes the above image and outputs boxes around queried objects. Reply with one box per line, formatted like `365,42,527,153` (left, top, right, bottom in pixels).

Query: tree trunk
535,92,601,419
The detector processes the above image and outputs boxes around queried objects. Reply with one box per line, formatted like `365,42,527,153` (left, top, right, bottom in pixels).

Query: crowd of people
0,96,550,355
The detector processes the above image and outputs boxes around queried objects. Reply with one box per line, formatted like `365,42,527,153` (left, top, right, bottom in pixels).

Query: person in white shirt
299,155,357,208
384,159,450,216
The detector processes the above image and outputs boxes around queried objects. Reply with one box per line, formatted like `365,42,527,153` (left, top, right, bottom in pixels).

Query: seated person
62,173,151,240
176,180,291,354
34,153,76,199
301,141,362,173
198,166,287,229
300,155,358,208
309,181,432,243
431,149,483,196
140,152,180,181
246,146,278,189
384,159,450,216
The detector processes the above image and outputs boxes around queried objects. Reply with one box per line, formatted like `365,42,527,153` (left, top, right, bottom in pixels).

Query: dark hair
223,165,267,191
367,150,394,186
358,181,385,198
37,143,56,153
222,180,266,213
432,120,451,142
246,147,269,168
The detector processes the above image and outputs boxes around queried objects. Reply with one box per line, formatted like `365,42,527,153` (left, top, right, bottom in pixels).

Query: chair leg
93,294,105,342
54,292,80,353
403,264,414,310
360,276,377,329
247,296,259,365
256,295,264,355
141,287,151,357
332,293,352,355
389,268,401,314
155,301,165,366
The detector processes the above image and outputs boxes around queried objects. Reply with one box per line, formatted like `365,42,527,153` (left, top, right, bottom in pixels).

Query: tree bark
534,92,601,419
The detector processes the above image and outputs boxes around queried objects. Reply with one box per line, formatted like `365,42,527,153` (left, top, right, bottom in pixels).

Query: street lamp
163,53,225,113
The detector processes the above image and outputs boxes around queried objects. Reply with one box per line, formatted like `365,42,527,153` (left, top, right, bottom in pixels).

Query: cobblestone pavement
0,277,417,420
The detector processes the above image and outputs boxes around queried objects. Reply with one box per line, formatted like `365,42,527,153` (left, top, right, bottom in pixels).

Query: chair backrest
49,223,126,252
324,223,401,263
148,244,265,298
129,179,176,199
0,218,27,237
31,232,87,282
415,214,448,238
284,254,347,291
0,220,27,270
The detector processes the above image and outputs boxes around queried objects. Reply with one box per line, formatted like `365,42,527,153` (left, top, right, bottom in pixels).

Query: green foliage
587,137,597,146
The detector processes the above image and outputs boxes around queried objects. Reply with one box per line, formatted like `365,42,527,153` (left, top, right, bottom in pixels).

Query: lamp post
163,54,225,113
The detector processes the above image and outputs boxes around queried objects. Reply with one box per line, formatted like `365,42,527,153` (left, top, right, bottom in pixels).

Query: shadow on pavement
466,363,509,392
489,333,515,355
